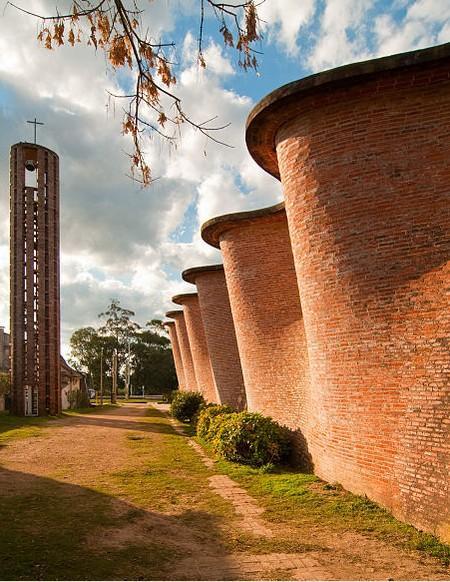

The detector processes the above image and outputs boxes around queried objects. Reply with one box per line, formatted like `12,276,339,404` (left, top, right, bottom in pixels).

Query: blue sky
0,0,448,356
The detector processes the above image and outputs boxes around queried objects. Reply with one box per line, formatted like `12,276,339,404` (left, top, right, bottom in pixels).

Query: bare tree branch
7,0,262,186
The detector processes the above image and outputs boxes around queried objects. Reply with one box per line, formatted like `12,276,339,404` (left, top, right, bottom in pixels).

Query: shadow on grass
0,467,238,581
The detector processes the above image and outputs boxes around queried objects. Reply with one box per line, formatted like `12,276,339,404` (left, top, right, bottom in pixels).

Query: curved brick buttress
172,294,219,403
165,310,198,392
183,265,247,410
163,321,186,391
202,204,311,460
246,43,450,540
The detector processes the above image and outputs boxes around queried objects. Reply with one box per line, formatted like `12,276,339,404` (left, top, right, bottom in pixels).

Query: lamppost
111,350,118,404
99,347,104,406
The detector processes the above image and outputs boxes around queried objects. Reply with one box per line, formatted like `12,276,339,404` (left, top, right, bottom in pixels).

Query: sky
0,0,448,357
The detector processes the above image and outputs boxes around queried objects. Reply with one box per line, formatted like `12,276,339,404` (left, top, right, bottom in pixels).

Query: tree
69,326,115,392
69,301,177,396
0,373,10,396
132,320,177,394
8,0,261,185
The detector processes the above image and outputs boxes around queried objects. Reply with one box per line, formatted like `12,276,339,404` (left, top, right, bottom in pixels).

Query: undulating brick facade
163,321,186,391
202,204,311,449
165,310,198,392
246,44,450,541
182,265,247,410
172,294,218,403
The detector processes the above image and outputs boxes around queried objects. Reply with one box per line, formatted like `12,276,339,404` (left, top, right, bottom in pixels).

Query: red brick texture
163,321,186,391
183,265,247,410
246,45,450,541
165,310,198,392
172,294,219,403
10,142,61,416
202,205,311,441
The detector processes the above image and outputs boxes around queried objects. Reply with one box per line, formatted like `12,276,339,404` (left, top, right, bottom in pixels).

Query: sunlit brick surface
183,265,246,410
163,321,186,391
246,45,450,540
202,205,311,445
172,294,218,403
165,310,198,393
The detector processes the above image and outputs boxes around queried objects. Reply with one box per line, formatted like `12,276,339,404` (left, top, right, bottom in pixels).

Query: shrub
165,389,178,404
170,391,205,423
209,411,291,467
196,404,235,441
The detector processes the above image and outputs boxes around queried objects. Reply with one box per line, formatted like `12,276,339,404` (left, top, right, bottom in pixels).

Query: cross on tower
27,118,44,144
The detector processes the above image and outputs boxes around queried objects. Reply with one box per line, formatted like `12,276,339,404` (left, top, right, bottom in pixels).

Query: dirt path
0,404,448,581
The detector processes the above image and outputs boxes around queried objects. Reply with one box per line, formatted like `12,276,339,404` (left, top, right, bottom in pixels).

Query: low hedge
196,404,235,441
170,390,205,422
208,411,291,467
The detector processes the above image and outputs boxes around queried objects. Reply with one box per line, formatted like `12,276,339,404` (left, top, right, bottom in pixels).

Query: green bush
170,391,205,423
209,411,291,467
165,389,178,404
196,404,235,441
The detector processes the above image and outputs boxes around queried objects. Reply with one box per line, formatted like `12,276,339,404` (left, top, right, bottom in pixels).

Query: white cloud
0,2,279,359
259,0,316,56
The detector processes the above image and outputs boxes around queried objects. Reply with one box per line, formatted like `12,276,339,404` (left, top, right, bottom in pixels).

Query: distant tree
70,302,176,395
69,326,115,392
8,0,261,185
132,320,177,394
0,372,10,396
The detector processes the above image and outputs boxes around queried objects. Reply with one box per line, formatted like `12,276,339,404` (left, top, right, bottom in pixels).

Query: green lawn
199,442,450,566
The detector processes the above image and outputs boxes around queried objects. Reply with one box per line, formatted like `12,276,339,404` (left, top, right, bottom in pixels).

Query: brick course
10,143,61,416
246,44,450,541
202,204,311,450
165,310,198,392
183,265,247,410
172,294,219,403
163,321,186,391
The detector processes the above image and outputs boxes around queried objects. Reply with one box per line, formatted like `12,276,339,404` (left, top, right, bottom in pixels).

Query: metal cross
27,118,44,144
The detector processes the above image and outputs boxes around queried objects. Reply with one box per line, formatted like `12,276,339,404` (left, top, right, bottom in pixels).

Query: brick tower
10,142,61,416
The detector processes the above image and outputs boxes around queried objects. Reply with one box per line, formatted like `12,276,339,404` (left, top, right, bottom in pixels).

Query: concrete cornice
165,310,184,319
182,264,224,284
12,142,59,159
201,202,285,249
172,293,198,305
246,42,450,179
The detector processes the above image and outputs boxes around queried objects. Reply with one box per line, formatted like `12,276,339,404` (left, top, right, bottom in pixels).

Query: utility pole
99,347,104,406
111,350,117,404
125,340,131,400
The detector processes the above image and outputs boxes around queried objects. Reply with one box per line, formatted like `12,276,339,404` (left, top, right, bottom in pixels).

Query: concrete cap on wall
182,264,224,284
172,293,198,305
165,309,184,319
246,42,450,179
201,201,285,249
162,320,175,326
12,142,60,160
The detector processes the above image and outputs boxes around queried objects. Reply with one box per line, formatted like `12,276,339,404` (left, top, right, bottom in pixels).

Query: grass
0,405,231,580
208,449,450,566
0,411,50,445
64,403,120,415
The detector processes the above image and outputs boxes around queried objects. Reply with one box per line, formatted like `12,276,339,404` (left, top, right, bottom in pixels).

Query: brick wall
164,321,186,391
172,294,219,403
202,205,311,455
246,45,450,541
183,265,247,410
165,310,198,392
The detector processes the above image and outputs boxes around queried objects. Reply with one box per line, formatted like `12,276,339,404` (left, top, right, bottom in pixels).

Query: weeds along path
0,403,447,580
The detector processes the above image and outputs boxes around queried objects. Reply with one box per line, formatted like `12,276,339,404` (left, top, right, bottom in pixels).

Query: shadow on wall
290,428,314,473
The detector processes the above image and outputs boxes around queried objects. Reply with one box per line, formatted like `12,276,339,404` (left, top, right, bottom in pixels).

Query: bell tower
10,142,61,416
